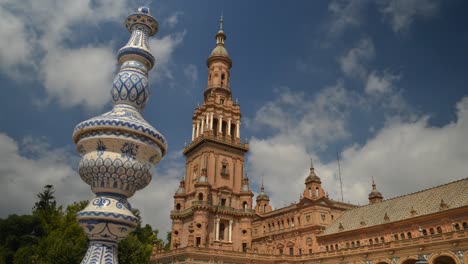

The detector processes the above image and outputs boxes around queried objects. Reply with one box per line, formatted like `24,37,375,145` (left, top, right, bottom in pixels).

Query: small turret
303,158,325,199
368,177,383,204
255,181,272,214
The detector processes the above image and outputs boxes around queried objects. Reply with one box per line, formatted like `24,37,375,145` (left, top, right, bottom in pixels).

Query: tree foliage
0,185,168,264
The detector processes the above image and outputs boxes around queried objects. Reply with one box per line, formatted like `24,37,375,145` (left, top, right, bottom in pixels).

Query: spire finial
220,14,224,30
261,178,265,192
372,176,377,190
310,157,314,169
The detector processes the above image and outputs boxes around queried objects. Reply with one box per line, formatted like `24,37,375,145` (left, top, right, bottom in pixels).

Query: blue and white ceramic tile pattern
72,7,166,264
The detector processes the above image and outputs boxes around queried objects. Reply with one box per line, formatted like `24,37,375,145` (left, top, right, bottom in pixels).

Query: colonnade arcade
191,112,240,141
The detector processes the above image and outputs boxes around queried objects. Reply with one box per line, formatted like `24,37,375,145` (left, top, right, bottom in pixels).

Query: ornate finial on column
72,6,166,264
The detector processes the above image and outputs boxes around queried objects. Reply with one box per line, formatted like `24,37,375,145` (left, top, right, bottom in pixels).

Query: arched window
401,233,405,239
198,193,203,201
463,222,467,229
454,223,460,230
308,187,312,197
429,228,435,235
369,239,373,245
176,203,181,210
374,238,379,244
394,234,399,240
315,187,319,196
422,229,428,236
437,226,442,233
221,73,225,86
335,244,338,250
380,237,385,243
263,204,267,212
407,232,412,238
243,201,248,209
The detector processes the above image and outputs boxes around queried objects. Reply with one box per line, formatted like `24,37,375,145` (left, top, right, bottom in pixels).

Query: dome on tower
210,45,230,57
368,178,383,203
256,182,270,201
305,159,321,184
207,16,232,67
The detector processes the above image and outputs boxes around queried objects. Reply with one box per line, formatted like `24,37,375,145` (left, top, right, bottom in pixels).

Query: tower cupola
255,181,272,214
303,159,325,200
207,16,232,68
368,178,383,204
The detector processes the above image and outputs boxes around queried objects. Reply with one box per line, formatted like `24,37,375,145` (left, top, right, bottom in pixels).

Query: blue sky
0,0,467,234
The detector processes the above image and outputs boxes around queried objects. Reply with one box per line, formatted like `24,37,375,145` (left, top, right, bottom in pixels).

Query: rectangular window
242,243,247,252
196,237,201,247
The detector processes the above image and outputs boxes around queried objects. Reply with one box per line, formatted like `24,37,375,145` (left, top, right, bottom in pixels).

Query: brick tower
169,17,254,252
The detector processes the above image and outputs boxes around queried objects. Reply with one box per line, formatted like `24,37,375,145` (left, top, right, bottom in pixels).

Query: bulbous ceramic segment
111,61,150,111
73,104,167,158
77,195,138,242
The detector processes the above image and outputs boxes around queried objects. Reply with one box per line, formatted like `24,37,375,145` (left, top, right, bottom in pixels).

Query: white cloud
0,6,34,78
184,64,198,83
0,0,186,111
131,156,183,234
164,11,183,28
321,96,468,204
379,0,440,32
365,70,400,94
249,84,358,150
0,133,91,217
150,31,186,82
327,0,367,36
339,38,375,79
41,46,116,111
248,86,468,209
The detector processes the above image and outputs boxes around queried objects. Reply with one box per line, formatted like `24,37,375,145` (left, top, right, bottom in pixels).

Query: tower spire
219,14,224,31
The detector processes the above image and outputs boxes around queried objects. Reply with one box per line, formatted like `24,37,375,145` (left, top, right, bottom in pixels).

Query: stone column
215,218,220,241
227,118,232,136
236,120,241,138
196,120,200,138
192,123,195,141
218,116,223,133
201,117,205,134
210,113,214,130
206,113,209,128
73,6,166,264
228,220,233,242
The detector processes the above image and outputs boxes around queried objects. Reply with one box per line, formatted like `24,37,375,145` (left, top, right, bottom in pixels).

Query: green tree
31,201,88,264
0,214,41,264
164,231,171,251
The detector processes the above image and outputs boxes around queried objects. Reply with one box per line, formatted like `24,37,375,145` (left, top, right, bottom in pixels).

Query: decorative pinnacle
310,158,314,170
220,14,224,30
372,176,377,190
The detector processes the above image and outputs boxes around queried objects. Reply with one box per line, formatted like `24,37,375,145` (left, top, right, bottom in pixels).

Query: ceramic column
72,7,166,264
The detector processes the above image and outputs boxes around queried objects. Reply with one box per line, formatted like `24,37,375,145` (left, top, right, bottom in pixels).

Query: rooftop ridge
356,177,468,209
